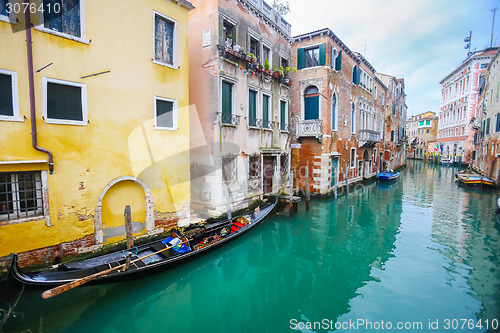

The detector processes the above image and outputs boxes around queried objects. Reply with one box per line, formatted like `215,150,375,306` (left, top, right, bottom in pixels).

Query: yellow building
0,0,193,270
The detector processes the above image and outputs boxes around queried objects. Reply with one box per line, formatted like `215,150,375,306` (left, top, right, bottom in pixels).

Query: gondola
376,170,400,182
9,199,276,289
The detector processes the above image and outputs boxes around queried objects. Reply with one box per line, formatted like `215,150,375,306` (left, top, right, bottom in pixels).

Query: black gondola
9,199,276,289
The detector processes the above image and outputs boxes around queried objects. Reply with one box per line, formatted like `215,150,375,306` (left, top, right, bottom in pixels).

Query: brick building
376,74,407,170
290,28,388,196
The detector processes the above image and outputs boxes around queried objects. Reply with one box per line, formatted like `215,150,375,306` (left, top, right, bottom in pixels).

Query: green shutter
297,47,304,69
280,100,286,130
47,82,82,121
319,43,326,66
0,73,13,116
486,118,490,135
352,65,357,83
222,81,232,116
64,84,83,121
304,96,319,120
331,46,334,67
249,90,256,126
218,15,223,44
335,50,342,70
262,94,269,125
355,68,361,85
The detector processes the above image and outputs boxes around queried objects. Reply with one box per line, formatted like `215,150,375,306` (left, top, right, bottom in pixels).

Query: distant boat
455,171,495,187
440,158,453,166
377,170,400,181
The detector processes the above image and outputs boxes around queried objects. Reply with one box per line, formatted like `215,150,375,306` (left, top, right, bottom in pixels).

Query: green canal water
3,159,500,333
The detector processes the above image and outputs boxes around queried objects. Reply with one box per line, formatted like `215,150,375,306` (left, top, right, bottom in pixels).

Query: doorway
263,156,275,194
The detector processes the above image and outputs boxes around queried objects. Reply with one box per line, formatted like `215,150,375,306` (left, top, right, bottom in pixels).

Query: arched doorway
94,177,154,245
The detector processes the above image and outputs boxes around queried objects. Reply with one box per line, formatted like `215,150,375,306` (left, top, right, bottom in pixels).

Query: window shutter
352,65,357,83
355,68,361,85
319,43,326,66
297,47,304,69
222,81,232,116
331,46,334,67
218,15,223,44
263,95,269,124
486,118,490,135
280,101,286,126
0,73,13,116
249,90,256,120
335,50,342,71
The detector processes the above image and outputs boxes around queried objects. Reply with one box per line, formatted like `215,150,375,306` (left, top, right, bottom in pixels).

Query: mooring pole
289,171,294,216
305,166,310,210
226,186,232,220
345,163,349,194
124,205,134,249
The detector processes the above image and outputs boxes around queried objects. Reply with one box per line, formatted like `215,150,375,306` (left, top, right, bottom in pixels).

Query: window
0,69,21,121
297,43,326,69
43,77,87,125
426,120,430,125
41,0,83,39
154,11,176,67
486,118,490,135
249,36,260,61
263,45,271,66
382,92,385,104
281,56,289,69
350,148,356,168
223,20,235,43
155,97,177,130
1,0,10,22
427,129,430,134
248,89,257,127
496,113,500,132
280,154,288,174
374,86,377,99
248,155,260,179
0,172,43,222
331,47,342,70
391,130,394,141
222,155,237,183
280,100,288,131
351,103,356,133
331,93,337,131
221,80,233,124
262,94,270,129
304,86,319,120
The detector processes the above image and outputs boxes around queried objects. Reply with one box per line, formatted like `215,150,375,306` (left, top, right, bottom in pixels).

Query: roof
439,47,499,84
172,0,194,10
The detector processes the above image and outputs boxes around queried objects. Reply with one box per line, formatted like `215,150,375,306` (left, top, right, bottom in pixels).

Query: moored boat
9,199,276,291
455,172,495,187
440,158,453,166
377,170,400,182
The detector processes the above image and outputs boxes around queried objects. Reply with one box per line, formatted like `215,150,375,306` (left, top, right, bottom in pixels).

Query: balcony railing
296,119,323,142
358,129,381,143
218,112,241,126
243,0,291,37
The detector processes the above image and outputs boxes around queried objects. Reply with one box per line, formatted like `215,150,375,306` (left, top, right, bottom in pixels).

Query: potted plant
246,53,257,63
285,66,297,76
225,33,233,49
264,58,271,74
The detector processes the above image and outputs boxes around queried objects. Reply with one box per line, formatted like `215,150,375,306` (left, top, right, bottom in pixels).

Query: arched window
304,86,319,120
331,93,337,130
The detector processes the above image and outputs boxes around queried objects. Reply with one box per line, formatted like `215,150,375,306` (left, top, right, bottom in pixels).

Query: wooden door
263,156,275,194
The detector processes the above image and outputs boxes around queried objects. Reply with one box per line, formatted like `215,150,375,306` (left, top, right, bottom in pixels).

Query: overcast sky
284,0,499,117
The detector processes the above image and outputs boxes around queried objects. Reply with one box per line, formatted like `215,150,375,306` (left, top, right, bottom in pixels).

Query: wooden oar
41,238,191,299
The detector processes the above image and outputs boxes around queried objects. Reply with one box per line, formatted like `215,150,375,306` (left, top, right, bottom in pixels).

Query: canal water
2,159,500,332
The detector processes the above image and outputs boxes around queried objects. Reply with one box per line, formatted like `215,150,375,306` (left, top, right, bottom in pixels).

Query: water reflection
2,160,500,333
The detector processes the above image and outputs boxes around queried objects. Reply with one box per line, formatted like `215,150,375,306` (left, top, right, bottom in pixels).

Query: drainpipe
25,11,54,173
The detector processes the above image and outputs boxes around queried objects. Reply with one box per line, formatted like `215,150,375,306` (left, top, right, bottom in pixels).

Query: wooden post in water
289,171,294,216
124,205,134,249
305,166,310,210
226,186,232,220
345,163,349,194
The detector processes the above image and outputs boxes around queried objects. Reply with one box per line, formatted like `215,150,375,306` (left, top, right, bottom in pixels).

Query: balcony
296,119,323,143
218,112,240,126
358,129,381,147
243,0,292,37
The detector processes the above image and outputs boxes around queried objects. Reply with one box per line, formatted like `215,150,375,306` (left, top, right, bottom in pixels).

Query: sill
248,126,260,130
154,126,178,131
0,115,24,122
45,118,88,126
0,215,44,226
221,123,237,128
301,66,322,70
35,26,90,44
280,130,289,134
152,59,178,70
262,127,272,131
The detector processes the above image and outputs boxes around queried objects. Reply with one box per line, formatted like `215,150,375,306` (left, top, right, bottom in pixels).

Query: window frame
304,45,320,68
220,77,235,125
35,0,88,44
280,99,289,132
262,92,271,130
0,68,22,122
154,96,178,131
152,10,178,69
350,147,356,169
0,170,50,225
248,88,258,128
42,77,88,126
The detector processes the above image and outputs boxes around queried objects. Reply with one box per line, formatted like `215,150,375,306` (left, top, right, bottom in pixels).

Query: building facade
437,48,498,165
188,0,292,217
0,0,193,269
376,74,407,170
290,28,388,196
406,111,438,159
473,49,500,182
